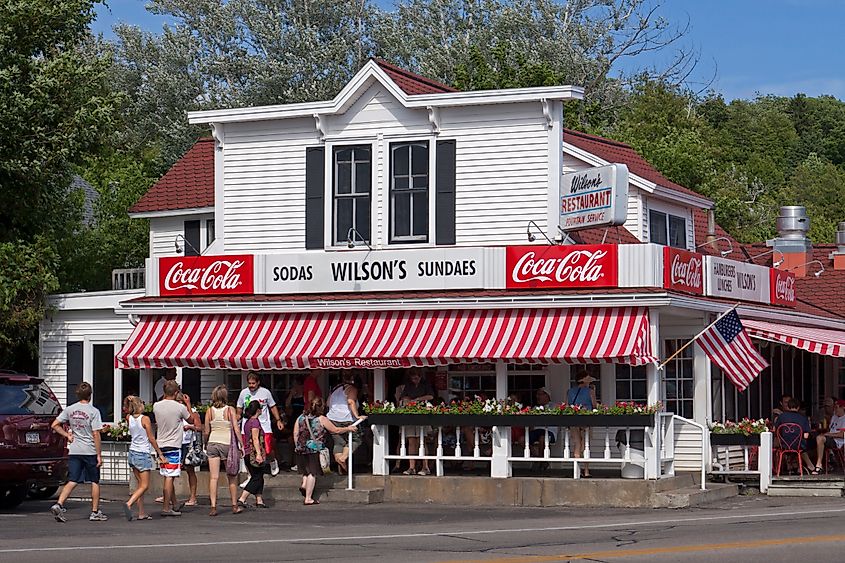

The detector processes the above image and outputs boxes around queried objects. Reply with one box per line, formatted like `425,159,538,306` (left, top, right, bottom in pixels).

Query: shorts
206,442,229,459
330,420,361,456
403,425,432,439
529,429,557,445
68,455,100,484
295,452,321,477
264,432,273,455
825,437,842,451
160,447,181,478
128,450,154,472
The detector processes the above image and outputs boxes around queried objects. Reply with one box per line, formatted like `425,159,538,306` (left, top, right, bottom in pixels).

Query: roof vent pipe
775,206,810,240
837,222,845,254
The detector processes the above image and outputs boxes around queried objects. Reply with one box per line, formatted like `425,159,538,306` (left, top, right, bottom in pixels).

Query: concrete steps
259,473,384,504
768,476,845,497
652,483,739,508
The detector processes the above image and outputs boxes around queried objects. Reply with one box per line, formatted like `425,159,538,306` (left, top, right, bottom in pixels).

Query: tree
0,0,117,368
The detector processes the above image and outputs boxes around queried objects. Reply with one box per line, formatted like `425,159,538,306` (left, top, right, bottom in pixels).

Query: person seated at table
820,400,845,470
775,398,820,475
820,397,836,430
772,394,791,419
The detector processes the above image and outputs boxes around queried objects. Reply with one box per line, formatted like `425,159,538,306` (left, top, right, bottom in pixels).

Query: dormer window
649,210,686,248
333,145,372,245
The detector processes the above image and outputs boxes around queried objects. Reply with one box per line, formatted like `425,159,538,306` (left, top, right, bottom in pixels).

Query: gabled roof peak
372,58,458,95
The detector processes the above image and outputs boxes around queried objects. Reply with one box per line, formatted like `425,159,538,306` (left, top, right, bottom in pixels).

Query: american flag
697,310,769,392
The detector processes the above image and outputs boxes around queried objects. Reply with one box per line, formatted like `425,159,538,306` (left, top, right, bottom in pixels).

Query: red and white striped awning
116,307,656,370
743,319,845,358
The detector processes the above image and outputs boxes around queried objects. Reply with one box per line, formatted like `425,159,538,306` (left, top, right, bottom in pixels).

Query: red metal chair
823,439,845,474
775,423,805,476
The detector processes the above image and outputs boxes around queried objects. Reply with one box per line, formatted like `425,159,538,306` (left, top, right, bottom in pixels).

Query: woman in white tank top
326,373,364,474
203,385,243,516
123,396,165,521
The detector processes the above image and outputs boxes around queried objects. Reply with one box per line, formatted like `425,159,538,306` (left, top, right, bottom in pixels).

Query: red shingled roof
742,242,845,319
564,129,710,203
571,226,640,245
373,58,458,95
692,209,745,261
130,138,215,214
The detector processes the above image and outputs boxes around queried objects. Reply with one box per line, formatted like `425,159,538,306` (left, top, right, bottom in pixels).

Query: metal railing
112,268,146,290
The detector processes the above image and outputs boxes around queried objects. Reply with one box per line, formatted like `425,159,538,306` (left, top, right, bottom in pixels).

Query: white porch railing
709,432,773,493
371,414,675,480
112,267,146,290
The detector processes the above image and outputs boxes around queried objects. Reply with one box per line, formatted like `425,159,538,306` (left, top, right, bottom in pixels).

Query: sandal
255,502,268,509
137,515,153,520
209,507,218,517
232,505,244,515
402,468,417,475
303,500,320,505
811,466,822,475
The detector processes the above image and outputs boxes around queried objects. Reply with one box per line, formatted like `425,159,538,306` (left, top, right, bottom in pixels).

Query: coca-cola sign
663,247,704,295
159,255,254,296
770,269,796,307
505,245,618,289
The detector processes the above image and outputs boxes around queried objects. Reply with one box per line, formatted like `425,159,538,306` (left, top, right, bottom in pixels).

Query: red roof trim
373,58,458,95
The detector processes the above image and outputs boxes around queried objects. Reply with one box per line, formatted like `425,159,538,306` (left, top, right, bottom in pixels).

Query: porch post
373,368,385,402
139,369,153,404
646,308,661,406
371,424,389,476
645,308,661,479
495,361,507,400
693,342,711,425
758,431,772,493
599,363,615,405
547,363,569,403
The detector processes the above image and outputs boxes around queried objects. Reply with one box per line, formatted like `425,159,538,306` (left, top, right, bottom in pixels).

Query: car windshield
0,381,61,416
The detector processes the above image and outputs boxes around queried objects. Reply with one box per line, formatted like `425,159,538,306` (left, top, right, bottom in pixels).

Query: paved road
1,495,844,562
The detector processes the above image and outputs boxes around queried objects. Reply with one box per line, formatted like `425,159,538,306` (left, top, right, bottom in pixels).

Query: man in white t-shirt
237,372,285,476
823,401,845,453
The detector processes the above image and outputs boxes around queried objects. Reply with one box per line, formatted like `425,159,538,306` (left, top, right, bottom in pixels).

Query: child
50,382,107,522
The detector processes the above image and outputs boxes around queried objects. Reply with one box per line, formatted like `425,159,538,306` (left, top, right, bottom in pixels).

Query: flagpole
657,303,740,371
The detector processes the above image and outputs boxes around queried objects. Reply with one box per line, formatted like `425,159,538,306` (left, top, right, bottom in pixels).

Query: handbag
225,412,242,476
247,425,268,469
184,432,208,466
303,415,332,474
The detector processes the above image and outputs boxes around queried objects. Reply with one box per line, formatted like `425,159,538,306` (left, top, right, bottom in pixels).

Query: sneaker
418,468,431,476
290,465,298,472
89,511,108,521
50,503,66,523
239,477,251,489
270,459,280,476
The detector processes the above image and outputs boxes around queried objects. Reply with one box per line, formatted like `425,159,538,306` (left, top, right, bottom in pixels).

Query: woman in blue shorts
124,396,165,521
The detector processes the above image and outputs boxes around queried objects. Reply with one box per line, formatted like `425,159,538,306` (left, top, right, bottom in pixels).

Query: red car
0,371,67,509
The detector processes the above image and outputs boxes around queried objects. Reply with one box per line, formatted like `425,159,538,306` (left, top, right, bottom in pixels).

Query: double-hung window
390,141,429,243
649,210,687,248
333,146,371,245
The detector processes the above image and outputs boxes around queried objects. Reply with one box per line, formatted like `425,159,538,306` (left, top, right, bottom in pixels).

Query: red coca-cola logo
663,247,704,294
159,255,254,296
505,245,618,289
770,269,796,306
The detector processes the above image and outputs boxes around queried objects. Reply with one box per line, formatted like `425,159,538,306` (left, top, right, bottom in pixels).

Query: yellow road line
436,533,845,563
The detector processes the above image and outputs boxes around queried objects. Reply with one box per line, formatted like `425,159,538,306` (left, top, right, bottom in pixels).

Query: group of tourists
48,371,363,522
772,394,845,475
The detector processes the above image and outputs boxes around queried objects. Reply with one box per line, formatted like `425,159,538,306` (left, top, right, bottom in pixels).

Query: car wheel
0,486,27,509
27,485,59,500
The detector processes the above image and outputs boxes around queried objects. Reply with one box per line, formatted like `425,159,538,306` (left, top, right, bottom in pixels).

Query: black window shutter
181,368,201,404
435,139,457,245
305,147,325,249
184,220,201,256
66,341,83,406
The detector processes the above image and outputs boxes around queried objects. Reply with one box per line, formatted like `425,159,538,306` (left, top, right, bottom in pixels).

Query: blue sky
92,0,845,101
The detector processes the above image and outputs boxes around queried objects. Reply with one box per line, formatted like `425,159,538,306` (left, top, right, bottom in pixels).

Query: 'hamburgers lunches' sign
559,164,628,231
704,256,770,303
